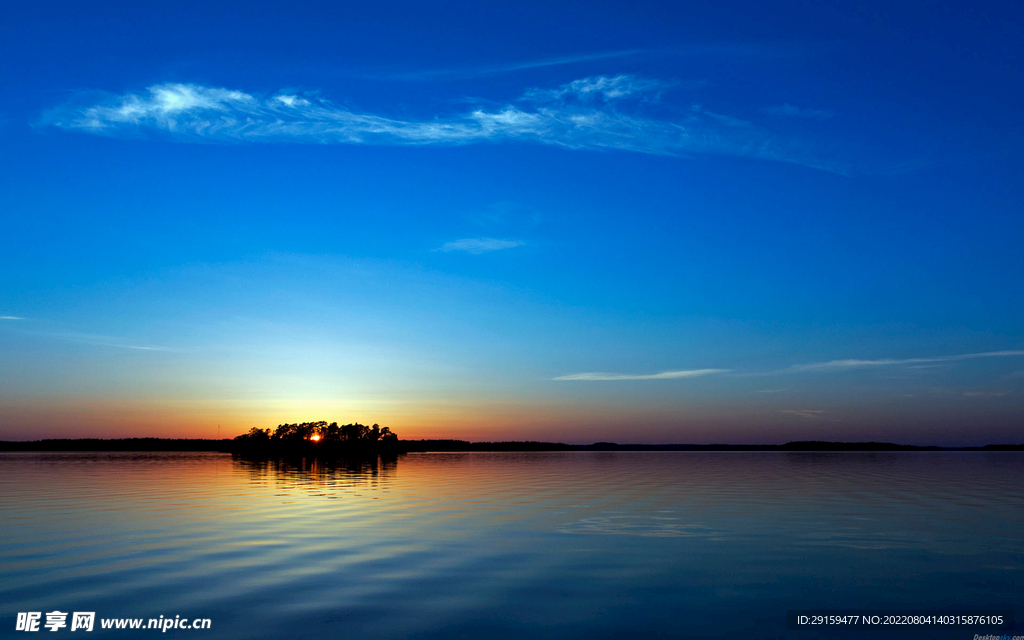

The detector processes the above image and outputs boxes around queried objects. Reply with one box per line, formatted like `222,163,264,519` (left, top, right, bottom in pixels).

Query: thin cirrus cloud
40,330,174,352
381,49,646,81
519,74,670,102
0,318,173,352
780,350,1024,374
553,369,730,381
555,349,1024,382
40,77,841,172
763,103,833,120
781,409,839,422
380,43,775,82
437,238,524,254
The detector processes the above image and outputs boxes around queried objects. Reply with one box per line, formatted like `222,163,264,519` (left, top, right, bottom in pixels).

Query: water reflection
1,451,1021,639
231,453,398,494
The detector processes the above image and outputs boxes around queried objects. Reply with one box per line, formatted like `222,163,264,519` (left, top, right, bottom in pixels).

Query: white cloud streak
521,75,669,103
781,409,825,418
41,78,840,172
781,409,839,422
437,238,524,254
763,103,833,119
384,50,645,81
782,350,1024,374
554,368,730,381
553,349,1024,383
0,321,174,352
48,331,174,351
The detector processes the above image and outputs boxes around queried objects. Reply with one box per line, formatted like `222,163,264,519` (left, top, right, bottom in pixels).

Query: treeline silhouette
401,439,578,452
0,438,234,451
231,421,400,456
399,440,1024,452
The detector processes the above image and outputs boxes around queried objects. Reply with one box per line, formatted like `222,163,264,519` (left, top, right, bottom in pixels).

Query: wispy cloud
963,391,1007,398
555,349,1024,383
383,49,645,81
781,409,839,421
763,103,833,120
781,350,1024,374
44,330,174,351
554,368,730,381
521,75,670,103
437,238,524,254
690,105,752,127
41,78,841,172
375,42,779,82
0,319,173,352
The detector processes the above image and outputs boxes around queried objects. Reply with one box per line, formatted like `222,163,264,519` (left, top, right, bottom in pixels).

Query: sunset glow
3,4,1024,639
1,1,1022,446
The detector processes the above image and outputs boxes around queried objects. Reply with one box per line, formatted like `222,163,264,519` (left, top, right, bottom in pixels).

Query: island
230,421,401,455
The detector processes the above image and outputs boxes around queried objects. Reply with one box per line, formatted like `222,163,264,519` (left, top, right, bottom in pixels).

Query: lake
2,451,1021,638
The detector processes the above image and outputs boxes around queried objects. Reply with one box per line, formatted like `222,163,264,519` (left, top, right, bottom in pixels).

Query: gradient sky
2,0,1023,444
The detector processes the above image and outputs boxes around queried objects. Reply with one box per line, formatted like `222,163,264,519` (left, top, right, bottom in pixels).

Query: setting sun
309,434,321,442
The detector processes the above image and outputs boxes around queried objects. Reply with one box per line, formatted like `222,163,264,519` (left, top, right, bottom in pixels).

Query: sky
1,0,1022,444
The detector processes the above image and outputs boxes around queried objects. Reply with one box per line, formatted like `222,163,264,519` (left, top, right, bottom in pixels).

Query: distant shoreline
0,438,1022,452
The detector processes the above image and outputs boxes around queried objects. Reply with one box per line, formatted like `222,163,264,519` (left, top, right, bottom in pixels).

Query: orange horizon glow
1,392,1021,447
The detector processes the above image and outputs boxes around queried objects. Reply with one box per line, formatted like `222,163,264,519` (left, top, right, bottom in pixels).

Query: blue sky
1,0,1022,443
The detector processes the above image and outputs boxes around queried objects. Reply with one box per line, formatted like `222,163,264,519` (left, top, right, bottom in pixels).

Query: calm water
1,452,1022,639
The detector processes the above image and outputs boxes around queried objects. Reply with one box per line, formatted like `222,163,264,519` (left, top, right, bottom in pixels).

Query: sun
309,434,321,442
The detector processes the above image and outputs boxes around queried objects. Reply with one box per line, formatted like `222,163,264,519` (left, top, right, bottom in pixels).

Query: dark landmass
401,440,1024,452
0,438,237,451
2,438,1022,452
401,439,578,452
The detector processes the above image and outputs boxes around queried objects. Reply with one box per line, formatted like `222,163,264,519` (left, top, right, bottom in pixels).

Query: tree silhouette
242,427,271,442
233,420,400,455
